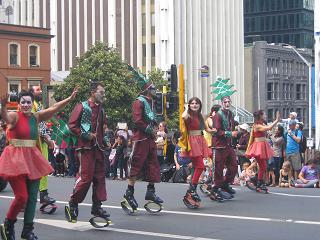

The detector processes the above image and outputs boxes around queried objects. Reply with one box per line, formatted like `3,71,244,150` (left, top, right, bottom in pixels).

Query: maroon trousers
213,146,237,187
130,139,160,183
71,147,106,204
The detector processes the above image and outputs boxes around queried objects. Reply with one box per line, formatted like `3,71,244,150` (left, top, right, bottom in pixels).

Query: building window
8,80,21,101
297,84,307,100
9,43,20,66
29,44,40,67
267,109,274,122
27,80,41,89
267,82,279,100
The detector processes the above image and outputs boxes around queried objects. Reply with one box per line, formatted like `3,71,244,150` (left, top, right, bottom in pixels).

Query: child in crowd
279,161,293,188
295,159,319,188
241,159,258,183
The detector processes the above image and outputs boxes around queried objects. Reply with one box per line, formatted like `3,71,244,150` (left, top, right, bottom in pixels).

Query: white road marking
269,191,320,198
34,218,221,240
1,195,320,226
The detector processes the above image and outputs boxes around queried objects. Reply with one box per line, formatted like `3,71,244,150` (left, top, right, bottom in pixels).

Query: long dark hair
253,110,264,123
210,104,221,116
187,97,205,128
276,124,284,138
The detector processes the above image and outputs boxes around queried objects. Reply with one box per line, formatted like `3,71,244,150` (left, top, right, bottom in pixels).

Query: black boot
91,202,110,218
186,184,201,202
1,219,16,240
65,201,78,223
256,180,267,191
209,187,224,202
145,185,164,204
21,223,38,240
39,190,55,205
123,188,138,210
221,183,236,195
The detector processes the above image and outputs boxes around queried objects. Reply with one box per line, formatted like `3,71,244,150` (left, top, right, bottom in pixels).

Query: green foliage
148,68,166,90
166,110,180,131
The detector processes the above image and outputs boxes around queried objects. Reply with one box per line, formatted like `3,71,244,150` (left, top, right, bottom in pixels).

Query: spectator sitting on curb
295,159,319,188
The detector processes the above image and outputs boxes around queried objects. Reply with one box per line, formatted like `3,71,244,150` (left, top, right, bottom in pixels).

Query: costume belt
254,137,268,142
9,139,37,147
188,130,202,136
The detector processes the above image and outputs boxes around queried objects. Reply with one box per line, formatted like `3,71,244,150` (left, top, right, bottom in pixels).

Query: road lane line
269,192,320,198
34,218,221,240
2,195,320,226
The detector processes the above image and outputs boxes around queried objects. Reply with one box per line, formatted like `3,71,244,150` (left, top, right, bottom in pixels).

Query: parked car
0,177,7,192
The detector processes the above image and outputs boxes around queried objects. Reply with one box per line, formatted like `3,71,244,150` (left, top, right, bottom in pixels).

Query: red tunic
185,115,209,159
0,112,53,180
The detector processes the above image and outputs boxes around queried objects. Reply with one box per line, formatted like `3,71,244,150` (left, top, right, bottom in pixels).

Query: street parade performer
210,77,238,201
65,82,111,227
0,88,77,240
179,97,215,209
121,66,163,214
245,109,280,192
30,86,57,214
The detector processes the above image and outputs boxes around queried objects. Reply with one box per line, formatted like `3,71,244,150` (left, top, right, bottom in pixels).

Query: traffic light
167,64,178,92
166,92,179,114
155,92,163,115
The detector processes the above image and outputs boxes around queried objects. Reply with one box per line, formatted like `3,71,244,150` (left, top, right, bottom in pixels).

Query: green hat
128,65,153,91
210,76,236,101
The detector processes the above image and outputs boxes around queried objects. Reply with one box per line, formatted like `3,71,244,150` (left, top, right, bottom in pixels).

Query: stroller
160,164,176,182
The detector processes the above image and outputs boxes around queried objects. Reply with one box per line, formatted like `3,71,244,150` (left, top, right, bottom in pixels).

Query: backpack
299,135,307,153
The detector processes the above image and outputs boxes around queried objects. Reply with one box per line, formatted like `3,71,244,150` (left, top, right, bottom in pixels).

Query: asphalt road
1,177,320,240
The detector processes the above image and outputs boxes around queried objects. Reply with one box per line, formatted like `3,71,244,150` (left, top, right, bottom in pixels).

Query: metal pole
284,44,312,144
178,64,185,130
163,85,167,122
308,65,312,140
257,67,260,109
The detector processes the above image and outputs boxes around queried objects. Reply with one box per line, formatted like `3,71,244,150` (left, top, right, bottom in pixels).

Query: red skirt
187,135,209,159
0,146,53,180
246,141,273,160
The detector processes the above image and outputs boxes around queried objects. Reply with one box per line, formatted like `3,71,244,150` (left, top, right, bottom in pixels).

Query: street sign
307,138,314,148
200,65,209,78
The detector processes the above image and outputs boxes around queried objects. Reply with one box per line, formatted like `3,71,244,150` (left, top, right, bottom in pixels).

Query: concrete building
1,0,245,114
0,23,52,98
315,0,320,149
244,0,314,49
157,0,245,113
244,41,313,128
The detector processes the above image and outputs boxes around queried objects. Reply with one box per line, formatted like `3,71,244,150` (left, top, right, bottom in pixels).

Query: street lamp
283,44,312,145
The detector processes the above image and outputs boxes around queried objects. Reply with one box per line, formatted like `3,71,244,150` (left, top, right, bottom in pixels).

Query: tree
53,42,167,128
53,42,139,128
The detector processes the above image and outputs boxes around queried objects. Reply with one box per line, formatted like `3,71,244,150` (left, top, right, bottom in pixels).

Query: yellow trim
10,139,37,147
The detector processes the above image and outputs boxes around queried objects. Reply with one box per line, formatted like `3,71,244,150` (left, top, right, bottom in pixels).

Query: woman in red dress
0,88,77,240
179,97,215,207
246,110,280,191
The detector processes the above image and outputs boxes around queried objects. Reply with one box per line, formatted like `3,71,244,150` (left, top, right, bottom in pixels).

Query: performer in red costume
246,110,280,192
65,82,111,226
210,95,239,201
179,97,215,208
121,66,163,214
0,88,77,240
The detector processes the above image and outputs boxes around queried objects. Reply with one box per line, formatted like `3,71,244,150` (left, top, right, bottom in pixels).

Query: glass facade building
244,0,314,49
